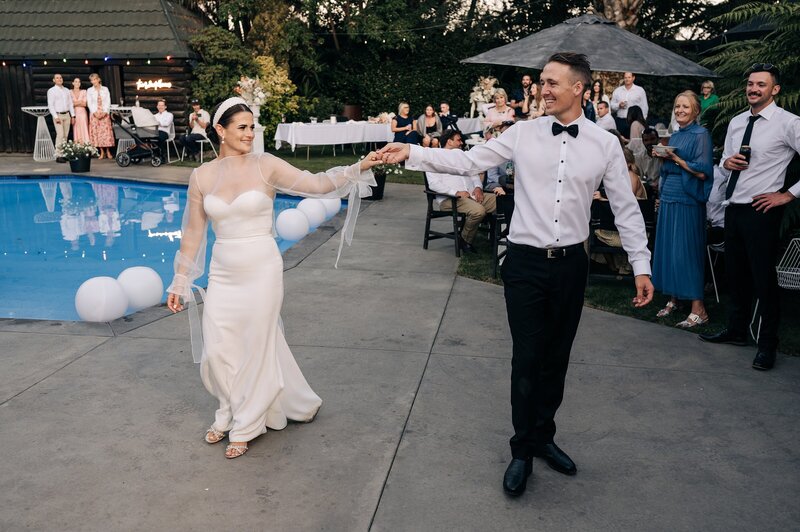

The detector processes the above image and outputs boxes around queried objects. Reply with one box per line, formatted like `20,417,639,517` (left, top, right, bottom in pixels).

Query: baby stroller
113,107,163,167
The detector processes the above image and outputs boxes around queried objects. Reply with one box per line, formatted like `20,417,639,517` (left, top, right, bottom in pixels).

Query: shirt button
555,219,558,222
558,180,562,183
563,141,566,144
560,160,564,163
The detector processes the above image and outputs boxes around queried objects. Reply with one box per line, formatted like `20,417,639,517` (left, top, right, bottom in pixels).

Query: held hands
631,275,654,308
377,143,411,165
167,293,184,313
752,191,795,212
493,186,506,196
723,153,749,172
359,151,384,172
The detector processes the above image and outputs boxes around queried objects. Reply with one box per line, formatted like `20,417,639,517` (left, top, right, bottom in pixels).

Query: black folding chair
491,193,514,277
588,196,656,276
423,172,466,257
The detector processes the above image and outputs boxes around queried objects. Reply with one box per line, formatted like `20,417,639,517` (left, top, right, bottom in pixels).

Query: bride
166,97,382,458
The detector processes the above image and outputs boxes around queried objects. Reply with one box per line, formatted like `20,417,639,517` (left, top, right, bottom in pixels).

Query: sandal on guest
656,301,677,318
225,443,248,459
676,313,708,329
204,427,225,444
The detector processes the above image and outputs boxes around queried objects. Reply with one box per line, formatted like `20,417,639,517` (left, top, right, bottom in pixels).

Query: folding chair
423,173,466,257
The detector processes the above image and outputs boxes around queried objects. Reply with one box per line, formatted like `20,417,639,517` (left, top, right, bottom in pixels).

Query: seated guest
415,104,443,147
582,88,596,122
484,89,515,139
179,98,210,160
484,121,515,196
521,82,545,119
439,101,460,131
427,129,497,253
509,73,532,119
595,101,615,131
153,99,174,158
392,102,419,144
630,127,663,192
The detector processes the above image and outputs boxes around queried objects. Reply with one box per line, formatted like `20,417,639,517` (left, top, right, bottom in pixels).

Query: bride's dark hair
206,103,253,143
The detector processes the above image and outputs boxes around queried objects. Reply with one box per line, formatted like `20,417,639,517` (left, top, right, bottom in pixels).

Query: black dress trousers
724,203,785,350
501,242,589,459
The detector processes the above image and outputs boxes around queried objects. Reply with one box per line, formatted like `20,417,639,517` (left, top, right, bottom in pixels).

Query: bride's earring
221,137,225,144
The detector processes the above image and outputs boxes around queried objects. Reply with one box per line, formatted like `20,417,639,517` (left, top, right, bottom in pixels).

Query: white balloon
75,276,129,322
117,266,164,311
296,198,327,230
319,198,342,219
275,208,310,241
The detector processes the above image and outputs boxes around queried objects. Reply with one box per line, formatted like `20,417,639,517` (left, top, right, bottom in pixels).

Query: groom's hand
378,143,411,164
632,274,654,307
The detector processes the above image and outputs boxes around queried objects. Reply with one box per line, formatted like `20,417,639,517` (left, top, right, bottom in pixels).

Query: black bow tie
552,122,579,138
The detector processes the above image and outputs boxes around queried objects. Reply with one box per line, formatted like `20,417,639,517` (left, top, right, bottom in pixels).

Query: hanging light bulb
2,62,5,67
166,55,171,61
126,60,130,66
104,56,110,62
147,58,151,65
62,58,67,63
22,62,27,67
84,59,89,65
43,60,48,65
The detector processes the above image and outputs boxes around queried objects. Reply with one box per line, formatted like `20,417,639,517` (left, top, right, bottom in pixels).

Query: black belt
507,241,584,259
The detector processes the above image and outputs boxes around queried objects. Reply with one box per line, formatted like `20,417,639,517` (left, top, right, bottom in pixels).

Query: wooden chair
588,196,656,276
423,172,466,257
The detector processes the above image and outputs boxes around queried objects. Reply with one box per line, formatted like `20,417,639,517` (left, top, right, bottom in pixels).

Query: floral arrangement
58,140,99,161
234,76,270,106
469,76,499,118
368,112,396,124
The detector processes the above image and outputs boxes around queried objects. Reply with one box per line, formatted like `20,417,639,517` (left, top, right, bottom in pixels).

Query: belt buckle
546,248,563,259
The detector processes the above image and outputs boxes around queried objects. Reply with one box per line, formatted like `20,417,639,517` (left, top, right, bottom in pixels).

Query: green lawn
457,231,800,355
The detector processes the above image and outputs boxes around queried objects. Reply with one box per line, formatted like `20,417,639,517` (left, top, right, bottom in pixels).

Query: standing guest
626,105,648,152
70,78,90,144
510,73,533,119
166,97,382,458
610,72,648,137
415,104,443,148
590,79,610,115
651,91,713,328
630,127,664,192
582,88,596,122
153,99,174,159
426,129,497,253
484,89,515,139
439,101,460,131
521,83,545,119
700,64,800,371
595,101,616,131
47,73,75,162
180,98,211,160
391,102,419,144
378,52,653,497
86,73,114,159
699,80,719,123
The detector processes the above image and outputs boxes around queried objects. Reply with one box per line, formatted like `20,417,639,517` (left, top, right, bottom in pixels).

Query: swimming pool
0,176,300,321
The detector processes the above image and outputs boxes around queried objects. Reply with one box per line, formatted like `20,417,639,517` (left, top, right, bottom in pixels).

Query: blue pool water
0,176,300,321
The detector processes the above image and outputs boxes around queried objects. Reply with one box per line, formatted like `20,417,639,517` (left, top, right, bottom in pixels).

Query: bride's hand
167,293,184,313
359,151,384,171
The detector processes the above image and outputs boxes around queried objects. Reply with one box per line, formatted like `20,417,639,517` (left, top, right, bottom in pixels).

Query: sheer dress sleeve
166,170,208,363
258,153,376,266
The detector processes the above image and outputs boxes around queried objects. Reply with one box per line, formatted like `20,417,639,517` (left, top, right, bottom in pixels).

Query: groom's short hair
547,52,592,91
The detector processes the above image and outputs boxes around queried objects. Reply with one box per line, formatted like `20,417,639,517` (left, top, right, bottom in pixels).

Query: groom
378,52,653,496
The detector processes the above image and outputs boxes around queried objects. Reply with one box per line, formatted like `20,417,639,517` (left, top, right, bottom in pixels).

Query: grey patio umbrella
462,13,718,77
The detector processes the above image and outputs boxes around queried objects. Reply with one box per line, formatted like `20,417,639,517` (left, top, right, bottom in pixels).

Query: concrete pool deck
1,157,799,530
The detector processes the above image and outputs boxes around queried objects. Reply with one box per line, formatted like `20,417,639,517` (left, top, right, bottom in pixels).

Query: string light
2,62,5,67
84,59,89,65
62,58,67,63
104,56,110,62
22,62,27,67
126,60,130,65
43,60,47,65
147,59,151,65
166,55,171,61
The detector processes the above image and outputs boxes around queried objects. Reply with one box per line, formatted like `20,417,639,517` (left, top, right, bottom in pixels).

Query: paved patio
1,161,799,531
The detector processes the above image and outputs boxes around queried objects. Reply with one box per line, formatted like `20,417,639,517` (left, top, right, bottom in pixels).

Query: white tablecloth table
21,106,56,161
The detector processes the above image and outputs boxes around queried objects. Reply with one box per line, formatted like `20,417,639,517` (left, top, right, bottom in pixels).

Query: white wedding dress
167,152,374,443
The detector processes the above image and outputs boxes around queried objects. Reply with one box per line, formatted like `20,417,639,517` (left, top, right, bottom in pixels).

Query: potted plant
366,162,405,200
59,140,99,173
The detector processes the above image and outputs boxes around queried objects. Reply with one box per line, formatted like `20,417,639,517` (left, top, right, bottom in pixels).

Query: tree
599,0,644,32
189,26,259,108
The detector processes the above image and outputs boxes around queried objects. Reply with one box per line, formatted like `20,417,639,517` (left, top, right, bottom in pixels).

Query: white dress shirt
595,112,616,131
47,85,75,117
154,111,174,134
86,86,111,114
721,102,800,203
407,115,652,276
426,170,482,206
610,83,649,119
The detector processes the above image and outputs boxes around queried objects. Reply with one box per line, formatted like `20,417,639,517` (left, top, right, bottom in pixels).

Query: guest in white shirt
610,72,648,137
595,101,616,131
153,99,174,159
179,98,210,159
426,129,496,253
378,52,653,497
699,64,800,371
47,74,75,161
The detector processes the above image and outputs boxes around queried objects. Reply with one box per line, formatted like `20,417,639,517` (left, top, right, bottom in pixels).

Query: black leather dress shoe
533,442,577,476
752,349,776,371
503,458,532,496
458,237,478,254
698,329,748,346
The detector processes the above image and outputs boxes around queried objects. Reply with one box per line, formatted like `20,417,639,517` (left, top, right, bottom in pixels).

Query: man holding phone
700,64,800,371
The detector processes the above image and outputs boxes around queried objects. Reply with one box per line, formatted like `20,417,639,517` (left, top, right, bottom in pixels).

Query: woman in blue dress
391,102,420,144
652,91,714,328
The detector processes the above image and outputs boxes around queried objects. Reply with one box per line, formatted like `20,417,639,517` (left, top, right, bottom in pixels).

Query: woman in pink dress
70,78,90,144
483,89,515,139
86,73,115,159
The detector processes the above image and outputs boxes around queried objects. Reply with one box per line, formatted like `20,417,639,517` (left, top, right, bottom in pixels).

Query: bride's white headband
212,97,249,127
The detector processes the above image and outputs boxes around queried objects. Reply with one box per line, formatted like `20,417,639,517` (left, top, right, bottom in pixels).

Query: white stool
182,138,217,163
